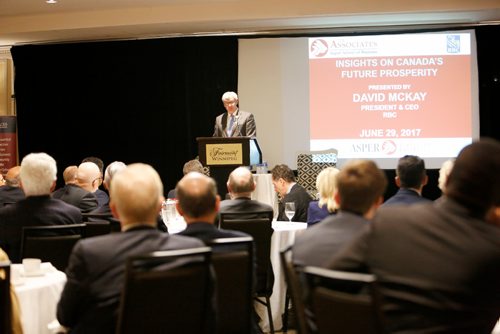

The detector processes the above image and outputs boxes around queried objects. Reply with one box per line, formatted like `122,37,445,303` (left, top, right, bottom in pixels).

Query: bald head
63,166,78,185
227,167,255,198
77,162,101,192
110,163,164,227
176,172,219,221
5,166,21,187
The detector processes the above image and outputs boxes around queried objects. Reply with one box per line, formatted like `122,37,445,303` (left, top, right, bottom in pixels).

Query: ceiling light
46,0,57,4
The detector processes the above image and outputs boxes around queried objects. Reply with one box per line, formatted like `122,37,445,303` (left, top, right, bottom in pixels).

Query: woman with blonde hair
307,167,340,226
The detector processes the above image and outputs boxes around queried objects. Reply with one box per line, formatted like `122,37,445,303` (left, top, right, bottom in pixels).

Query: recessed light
46,0,57,4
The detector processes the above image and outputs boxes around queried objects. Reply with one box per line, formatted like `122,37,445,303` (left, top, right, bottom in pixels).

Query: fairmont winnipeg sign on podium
206,143,243,165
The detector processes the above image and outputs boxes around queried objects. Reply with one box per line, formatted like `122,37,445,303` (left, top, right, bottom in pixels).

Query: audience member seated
294,160,386,267
0,153,82,262
88,161,126,217
0,247,23,334
82,156,109,208
177,172,249,243
438,158,455,194
52,165,78,198
52,162,98,213
328,139,500,333
57,163,203,334
306,167,339,226
271,164,312,222
383,155,431,206
167,159,204,199
0,166,25,207
218,166,274,222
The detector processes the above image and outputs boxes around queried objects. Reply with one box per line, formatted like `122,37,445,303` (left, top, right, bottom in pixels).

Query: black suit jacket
383,188,431,206
52,184,98,213
213,110,257,137
329,198,500,333
57,226,203,334
178,222,249,244
278,183,312,222
218,197,274,222
293,211,368,267
0,185,25,206
0,195,82,262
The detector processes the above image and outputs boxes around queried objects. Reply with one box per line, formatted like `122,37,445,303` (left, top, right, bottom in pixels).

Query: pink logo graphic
382,140,397,155
310,39,329,57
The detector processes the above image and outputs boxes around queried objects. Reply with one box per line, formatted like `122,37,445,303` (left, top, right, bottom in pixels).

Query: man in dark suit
271,164,312,222
218,166,274,221
293,160,387,267
0,153,82,262
0,166,25,206
177,172,249,243
82,156,110,208
383,155,431,206
328,140,500,333
52,162,98,213
88,161,126,217
213,91,257,138
57,163,203,334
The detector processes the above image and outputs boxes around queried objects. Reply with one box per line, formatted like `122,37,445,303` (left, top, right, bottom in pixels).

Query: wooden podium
197,137,260,196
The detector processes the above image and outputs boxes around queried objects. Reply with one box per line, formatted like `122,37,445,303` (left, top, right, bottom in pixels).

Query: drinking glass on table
284,202,296,222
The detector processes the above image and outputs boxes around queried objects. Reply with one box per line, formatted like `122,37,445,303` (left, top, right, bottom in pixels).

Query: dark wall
11,37,238,192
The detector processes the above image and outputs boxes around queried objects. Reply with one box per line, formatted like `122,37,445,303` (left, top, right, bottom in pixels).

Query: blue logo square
447,35,460,53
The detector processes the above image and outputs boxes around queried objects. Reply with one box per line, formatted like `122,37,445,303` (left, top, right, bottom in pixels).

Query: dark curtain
11,37,238,191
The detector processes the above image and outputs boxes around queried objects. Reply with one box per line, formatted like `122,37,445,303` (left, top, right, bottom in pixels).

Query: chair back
219,212,273,295
296,149,338,199
280,246,310,334
0,261,11,334
116,247,214,334
207,237,254,334
21,224,86,271
84,221,111,238
303,266,385,334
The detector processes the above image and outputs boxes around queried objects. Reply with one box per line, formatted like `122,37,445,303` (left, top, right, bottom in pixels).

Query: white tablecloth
255,220,307,332
252,173,279,216
12,263,67,334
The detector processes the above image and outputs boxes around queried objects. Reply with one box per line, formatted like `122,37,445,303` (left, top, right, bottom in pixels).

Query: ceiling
0,0,499,47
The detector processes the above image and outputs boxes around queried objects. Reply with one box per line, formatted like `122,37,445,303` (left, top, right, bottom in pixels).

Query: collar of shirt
286,182,296,195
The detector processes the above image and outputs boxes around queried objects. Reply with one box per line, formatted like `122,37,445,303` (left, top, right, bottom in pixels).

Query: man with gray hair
218,166,274,221
0,166,25,206
167,159,204,199
213,91,257,138
57,163,203,333
88,161,126,217
0,153,82,262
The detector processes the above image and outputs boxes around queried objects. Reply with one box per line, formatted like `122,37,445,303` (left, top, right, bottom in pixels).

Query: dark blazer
383,188,431,206
306,201,334,226
178,222,249,244
94,189,109,208
0,195,82,262
218,197,274,222
278,183,312,222
293,211,368,267
328,198,500,333
0,185,25,206
52,184,98,213
57,226,203,334
213,110,257,138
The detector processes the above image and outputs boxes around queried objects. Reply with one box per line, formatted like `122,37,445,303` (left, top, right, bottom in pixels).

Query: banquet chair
280,246,310,334
296,149,338,199
219,212,275,333
303,266,385,334
21,224,86,271
84,221,111,238
0,261,11,334
116,247,214,334
206,237,254,334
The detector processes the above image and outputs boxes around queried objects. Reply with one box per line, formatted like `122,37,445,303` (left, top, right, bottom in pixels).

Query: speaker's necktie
227,114,235,136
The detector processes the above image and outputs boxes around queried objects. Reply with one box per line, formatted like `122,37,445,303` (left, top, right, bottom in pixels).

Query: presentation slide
309,32,478,163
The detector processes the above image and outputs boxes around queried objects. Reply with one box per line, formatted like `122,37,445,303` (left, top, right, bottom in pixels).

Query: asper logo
382,140,397,155
310,39,329,57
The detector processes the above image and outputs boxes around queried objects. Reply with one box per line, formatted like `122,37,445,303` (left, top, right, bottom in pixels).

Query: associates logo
382,140,397,155
310,39,329,58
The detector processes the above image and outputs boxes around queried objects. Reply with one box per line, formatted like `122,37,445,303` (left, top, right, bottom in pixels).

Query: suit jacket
306,201,334,226
328,198,500,333
0,185,25,206
57,226,204,334
52,184,98,213
278,183,312,222
218,197,274,223
293,211,368,267
178,222,249,244
383,188,431,206
94,189,109,208
0,195,82,262
213,110,257,138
